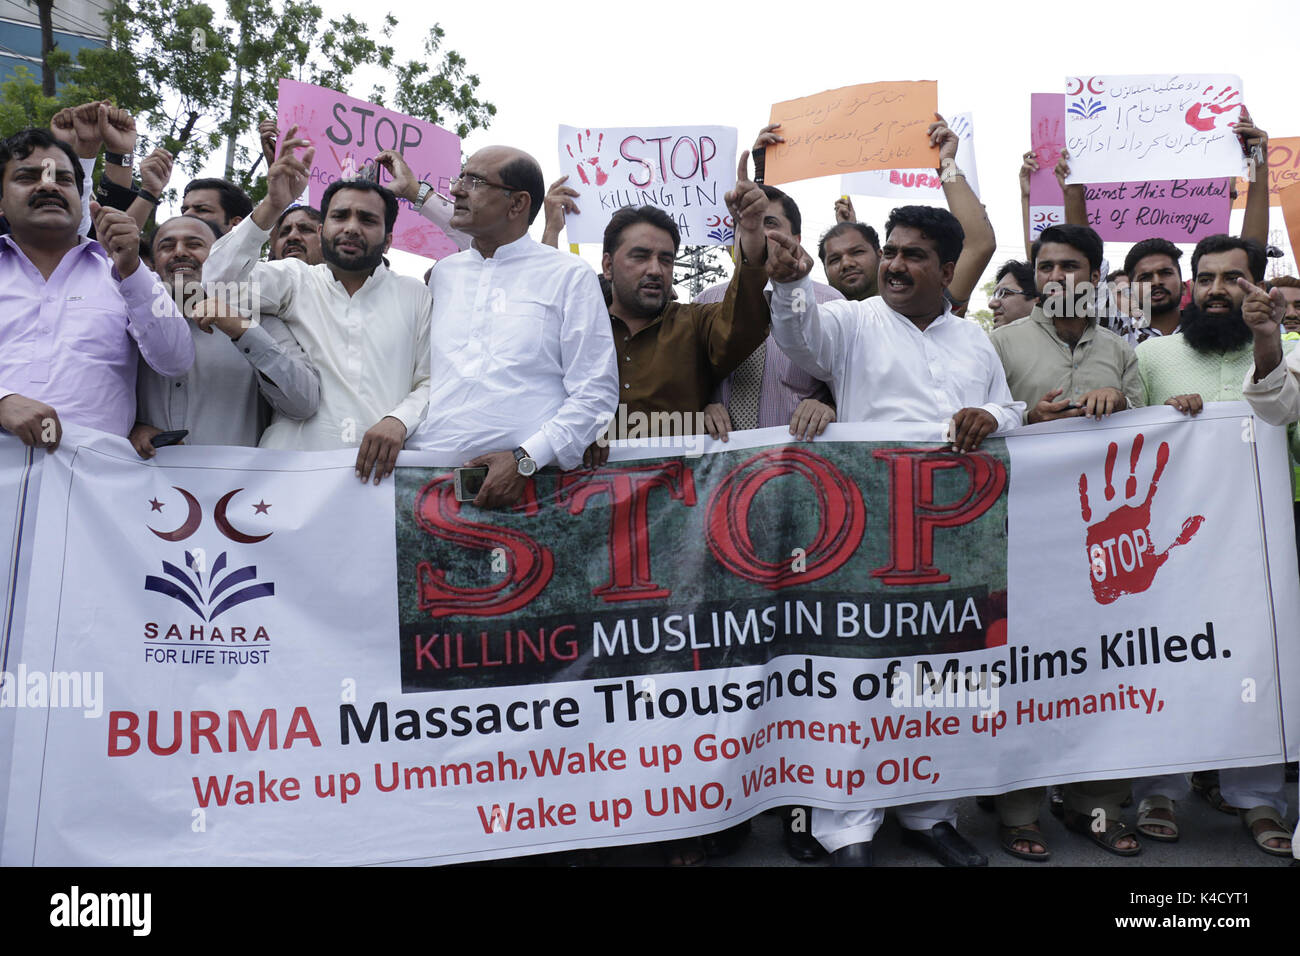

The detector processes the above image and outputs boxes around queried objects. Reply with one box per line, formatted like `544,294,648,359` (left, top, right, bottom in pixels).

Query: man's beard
322,235,385,273
612,274,665,319
1180,299,1253,354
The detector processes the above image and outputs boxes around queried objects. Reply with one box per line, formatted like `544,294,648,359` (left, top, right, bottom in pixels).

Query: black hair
759,185,800,238
273,204,322,235
1106,268,1127,282
1190,234,1266,283
1123,237,1183,278
321,179,400,234
602,205,680,256
995,259,1036,292
817,221,880,263
149,213,221,252
0,127,84,197
498,153,546,226
183,177,253,223
884,205,964,265
1031,223,1104,272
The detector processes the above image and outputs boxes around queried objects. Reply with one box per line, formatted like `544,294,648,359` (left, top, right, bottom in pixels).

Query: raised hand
725,150,768,261
541,175,580,246
91,200,141,277
266,124,315,213
834,195,856,223
139,147,174,196
1238,276,1285,336
928,113,959,168
72,101,106,158
1019,149,1038,199
752,123,784,151
373,149,418,202
765,229,813,284
258,118,278,167
98,103,137,155
1053,148,1071,190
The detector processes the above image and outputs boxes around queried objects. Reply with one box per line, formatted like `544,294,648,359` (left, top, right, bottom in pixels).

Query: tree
1,1,494,198
967,277,996,332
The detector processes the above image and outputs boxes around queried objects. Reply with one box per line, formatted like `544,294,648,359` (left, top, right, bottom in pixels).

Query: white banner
1,406,1296,865
841,112,980,201
556,124,738,246
1064,73,1248,184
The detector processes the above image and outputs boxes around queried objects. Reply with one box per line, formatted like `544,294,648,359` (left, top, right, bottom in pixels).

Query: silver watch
513,447,537,477
414,182,434,210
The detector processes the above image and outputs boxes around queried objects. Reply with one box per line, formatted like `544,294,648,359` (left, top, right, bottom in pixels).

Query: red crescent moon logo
1087,77,1104,95
214,489,273,544
149,487,202,541
1066,77,1083,95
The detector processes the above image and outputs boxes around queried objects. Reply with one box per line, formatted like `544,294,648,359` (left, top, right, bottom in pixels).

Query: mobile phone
453,466,489,502
151,429,188,448
359,160,380,183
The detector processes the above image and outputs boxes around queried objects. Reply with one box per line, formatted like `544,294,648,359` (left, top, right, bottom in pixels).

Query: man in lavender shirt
695,185,840,443
0,128,193,450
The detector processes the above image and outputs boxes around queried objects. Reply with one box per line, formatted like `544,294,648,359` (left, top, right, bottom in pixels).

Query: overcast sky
180,0,1300,305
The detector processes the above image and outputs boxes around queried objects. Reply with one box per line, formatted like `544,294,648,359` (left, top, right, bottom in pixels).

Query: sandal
999,824,1051,862
1063,808,1141,857
661,837,706,866
1192,770,1238,815
1048,785,1064,819
1136,795,1179,842
1241,806,1293,858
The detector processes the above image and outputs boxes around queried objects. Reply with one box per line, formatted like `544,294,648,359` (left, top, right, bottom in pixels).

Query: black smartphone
150,429,188,448
453,466,488,502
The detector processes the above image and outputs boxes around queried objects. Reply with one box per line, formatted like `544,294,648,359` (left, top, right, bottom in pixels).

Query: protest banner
1,407,1296,865
1279,182,1300,267
1032,92,1231,242
275,79,461,259
764,82,939,186
1233,136,1300,209
841,113,979,202
1063,74,1247,185
555,125,738,246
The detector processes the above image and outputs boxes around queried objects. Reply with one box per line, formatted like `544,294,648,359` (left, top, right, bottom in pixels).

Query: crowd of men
1,97,1297,867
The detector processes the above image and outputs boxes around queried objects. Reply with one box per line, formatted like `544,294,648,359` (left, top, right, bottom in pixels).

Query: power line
0,0,110,39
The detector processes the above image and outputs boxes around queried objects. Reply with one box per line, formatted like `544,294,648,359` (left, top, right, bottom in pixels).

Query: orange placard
1233,136,1300,209
763,81,940,186
1279,182,1300,264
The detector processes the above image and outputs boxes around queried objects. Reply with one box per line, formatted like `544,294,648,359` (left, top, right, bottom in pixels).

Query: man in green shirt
1136,234,1293,857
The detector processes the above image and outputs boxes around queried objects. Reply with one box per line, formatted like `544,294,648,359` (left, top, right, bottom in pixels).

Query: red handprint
565,129,618,187
1185,86,1241,132
1077,434,1204,604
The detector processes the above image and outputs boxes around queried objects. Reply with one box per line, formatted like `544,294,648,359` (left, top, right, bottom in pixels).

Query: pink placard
276,79,461,259
1028,93,1230,243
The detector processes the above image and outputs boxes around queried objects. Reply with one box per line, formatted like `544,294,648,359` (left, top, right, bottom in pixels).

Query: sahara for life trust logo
140,487,276,666
1077,435,1205,604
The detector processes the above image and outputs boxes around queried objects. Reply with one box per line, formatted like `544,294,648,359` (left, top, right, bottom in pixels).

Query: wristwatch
513,447,537,477
414,182,434,211
104,150,133,168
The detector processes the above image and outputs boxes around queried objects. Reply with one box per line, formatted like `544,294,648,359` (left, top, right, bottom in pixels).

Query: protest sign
555,125,738,246
841,113,979,202
275,79,461,259
1279,182,1300,266
764,81,939,186
2,407,1297,865
1233,136,1300,209
1063,74,1247,184
1032,92,1231,242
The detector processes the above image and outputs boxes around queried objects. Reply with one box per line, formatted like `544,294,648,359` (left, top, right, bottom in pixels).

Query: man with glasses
988,260,1037,328
382,146,618,508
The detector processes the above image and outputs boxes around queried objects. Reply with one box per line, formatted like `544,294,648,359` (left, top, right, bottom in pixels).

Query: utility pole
673,244,729,300
36,0,56,96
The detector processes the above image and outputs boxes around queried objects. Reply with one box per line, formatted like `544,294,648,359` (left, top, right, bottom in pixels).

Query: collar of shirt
0,233,108,273
468,232,534,262
1030,305,1096,345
